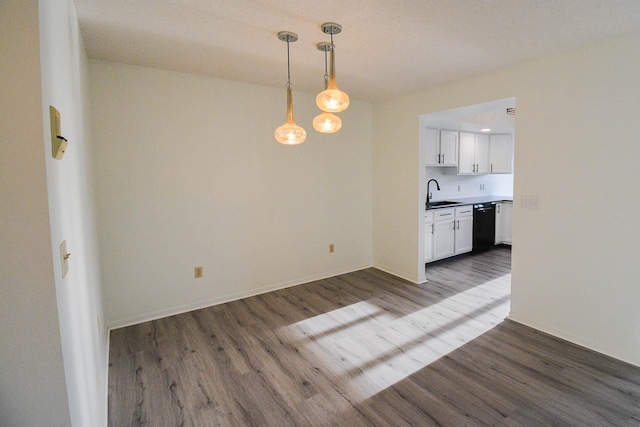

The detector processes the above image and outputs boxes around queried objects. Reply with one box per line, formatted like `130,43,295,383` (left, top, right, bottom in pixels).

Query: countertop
426,195,513,210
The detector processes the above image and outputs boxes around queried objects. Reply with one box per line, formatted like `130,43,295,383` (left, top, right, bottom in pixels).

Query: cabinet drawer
455,205,473,218
425,211,434,222
433,208,455,221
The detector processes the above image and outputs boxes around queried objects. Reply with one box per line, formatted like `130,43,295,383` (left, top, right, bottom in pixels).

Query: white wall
89,62,373,327
373,32,640,366
424,168,514,201
37,0,109,425
0,1,71,425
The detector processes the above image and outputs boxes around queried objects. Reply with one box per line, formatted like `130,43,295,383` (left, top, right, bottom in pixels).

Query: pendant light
313,42,342,133
274,31,307,145
316,22,350,113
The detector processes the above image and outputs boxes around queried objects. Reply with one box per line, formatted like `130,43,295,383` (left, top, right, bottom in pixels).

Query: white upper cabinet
424,127,458,166
489,134,514,174
475,134,490,174
439,131,458,166
424,127,440,166
425,126,512,174
458,132,475,174
458,132,489,174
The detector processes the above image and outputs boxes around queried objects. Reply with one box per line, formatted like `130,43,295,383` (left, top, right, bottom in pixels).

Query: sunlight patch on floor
278,274,511,402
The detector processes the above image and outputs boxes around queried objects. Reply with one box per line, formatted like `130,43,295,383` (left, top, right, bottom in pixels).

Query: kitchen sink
427,201,462,208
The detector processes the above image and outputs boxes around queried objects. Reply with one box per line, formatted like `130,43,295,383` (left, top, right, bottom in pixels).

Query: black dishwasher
472,203,496,252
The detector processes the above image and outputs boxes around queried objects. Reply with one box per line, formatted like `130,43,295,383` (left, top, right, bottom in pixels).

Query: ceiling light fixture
274,31,307,145
481,128,491,132
313,42,342,134
316,22,349,113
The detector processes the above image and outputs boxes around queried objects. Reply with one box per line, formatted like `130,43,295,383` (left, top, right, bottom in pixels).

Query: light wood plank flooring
108,247,640,426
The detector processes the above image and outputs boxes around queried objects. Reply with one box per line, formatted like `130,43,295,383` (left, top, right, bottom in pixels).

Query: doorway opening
418,97,515,284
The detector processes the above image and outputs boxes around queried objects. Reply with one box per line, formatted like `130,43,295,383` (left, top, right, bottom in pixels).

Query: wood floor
108,247,640,426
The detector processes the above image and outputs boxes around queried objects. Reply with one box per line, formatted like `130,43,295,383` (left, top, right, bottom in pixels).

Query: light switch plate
521,195,541,210
50,106,67,160
59,240,69,278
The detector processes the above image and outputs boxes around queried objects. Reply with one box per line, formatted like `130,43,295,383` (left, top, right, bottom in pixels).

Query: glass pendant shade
313,111,342,133
275,85,306,145
316,46,349,113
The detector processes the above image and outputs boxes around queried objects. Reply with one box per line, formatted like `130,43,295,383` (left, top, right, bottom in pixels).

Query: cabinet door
475,134,490,174
433,220,455,260
502,203,513,244
458,132,475,174
489,134,513,174
424,221,434,262
423,127,441,166
454,216,473,254
439,131,458,166
495,203,504,244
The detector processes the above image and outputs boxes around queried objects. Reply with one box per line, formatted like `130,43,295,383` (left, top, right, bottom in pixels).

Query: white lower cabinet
427,206,473,263
433,214,456,260
454,206,473,254
424,211,434,262
495,202,513,245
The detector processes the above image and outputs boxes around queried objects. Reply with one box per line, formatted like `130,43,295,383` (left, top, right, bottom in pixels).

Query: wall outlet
329,244,335,253
521,195,541,210
194,266,203,278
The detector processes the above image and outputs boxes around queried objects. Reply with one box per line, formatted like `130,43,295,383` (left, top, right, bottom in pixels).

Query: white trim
102,328,110,427
371,263,418,284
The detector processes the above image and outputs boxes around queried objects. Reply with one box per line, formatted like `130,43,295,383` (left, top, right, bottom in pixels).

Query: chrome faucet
426,179,440,209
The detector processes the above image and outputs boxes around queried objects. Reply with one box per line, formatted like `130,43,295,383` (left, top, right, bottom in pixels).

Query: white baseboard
371,263,418,284
102,326,110,427
108,263,372,330
506,316,639,368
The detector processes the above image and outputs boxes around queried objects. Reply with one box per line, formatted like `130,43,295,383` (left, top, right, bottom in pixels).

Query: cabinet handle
497,205,501,213
460,209,471,214
430,224,434,234
440,213,452,216
491,164,493,173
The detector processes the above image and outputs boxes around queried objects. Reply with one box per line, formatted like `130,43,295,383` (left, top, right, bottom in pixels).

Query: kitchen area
419,98,515,269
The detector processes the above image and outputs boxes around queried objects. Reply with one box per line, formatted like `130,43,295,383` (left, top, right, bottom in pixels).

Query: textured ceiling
73,0,640,103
